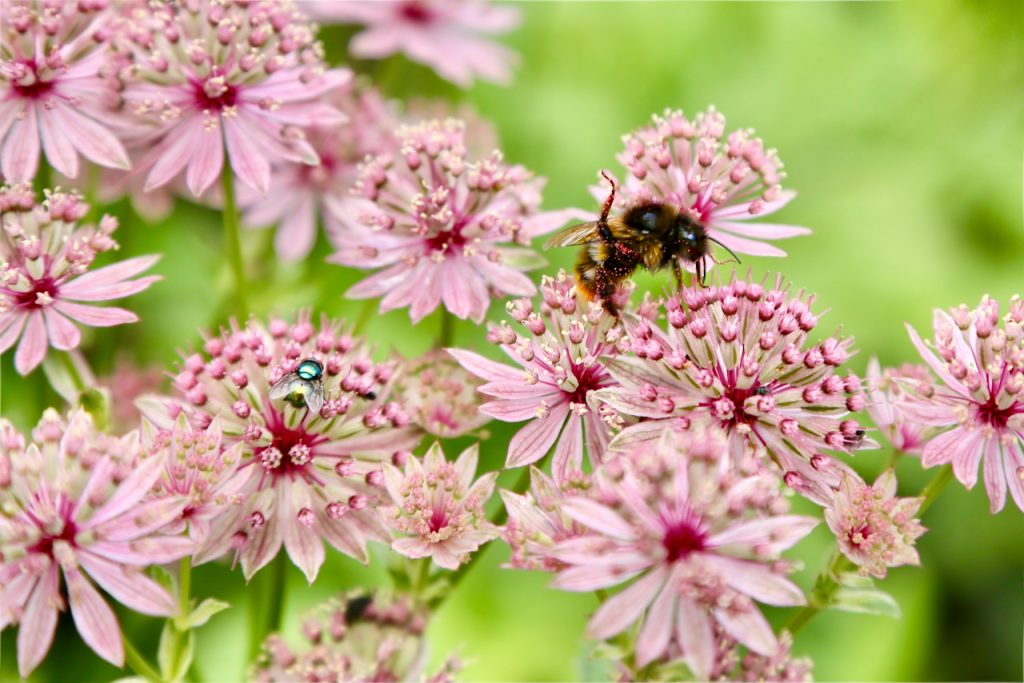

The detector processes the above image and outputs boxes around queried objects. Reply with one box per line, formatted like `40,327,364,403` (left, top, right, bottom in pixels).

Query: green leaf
179,598,230,630
41,354,78,404
157,621,195,683
157,621,175,680
831,586,902,618
79,387,111,432
836,570,876,589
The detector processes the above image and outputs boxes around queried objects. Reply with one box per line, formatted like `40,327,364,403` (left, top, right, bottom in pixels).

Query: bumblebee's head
674,212,708,257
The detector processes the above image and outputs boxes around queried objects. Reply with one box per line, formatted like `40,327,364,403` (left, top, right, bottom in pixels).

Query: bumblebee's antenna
599,170,616,223
707,236,742,266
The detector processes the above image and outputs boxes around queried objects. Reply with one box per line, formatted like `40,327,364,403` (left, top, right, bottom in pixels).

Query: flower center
398,1,435,23
426,229,466,253
29,519,78,557
974,396,1016,430
428,506,448,533
9,61,55,99
568,364,610,404
12,277,59,310
255,408,326,482
192,76,238,111
661,516,707,563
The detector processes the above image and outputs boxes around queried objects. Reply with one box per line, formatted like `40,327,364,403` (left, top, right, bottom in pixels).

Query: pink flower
0,185,160,375
0,409,192,677
501,466,589,572
141,414,246,545
243,79,400,261
597,107,809,274
905,295,1024,512
141,312,419,582
450,271,629,483
866,357,939,455
396,349,491,438
117,0,350,196
543,426,815,677
825,469,925,579
252,591,460,683
709,628,813,683
98,354,167,433
307,0,520,87
0,0,130,182
382,442,498,570
329,119,586,324
595,274,868,499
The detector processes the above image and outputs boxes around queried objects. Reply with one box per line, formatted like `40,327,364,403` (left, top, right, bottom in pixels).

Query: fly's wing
269,373,296,400
545,221,601,248
306,382,324,416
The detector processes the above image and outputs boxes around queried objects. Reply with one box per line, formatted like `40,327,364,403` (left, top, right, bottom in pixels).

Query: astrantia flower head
397,349,491,438
600,107,809,274
144,311,419,582
866,357,939,455
0,184,160,375
307,0,520,87
0,409,192,677
0,0,130,181
825,469,924,579
501,466,589,572
117,0,350,196
596,273,868,498
244,79,400,261
141,414,246,544
383,442,498,570
451,271,632,483
330,118,586,324
709,628,813,683
544,425,815,678
252,591,460,682
905,295,1024,512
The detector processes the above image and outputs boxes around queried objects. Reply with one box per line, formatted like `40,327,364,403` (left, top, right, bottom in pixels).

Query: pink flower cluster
451,270,633,483
0,409,192,677
904,295,1024,512
142,312,418,582
596,274,868,501
504,425,814,677
1,185,160,374
397,349,491,438
330,118,584,324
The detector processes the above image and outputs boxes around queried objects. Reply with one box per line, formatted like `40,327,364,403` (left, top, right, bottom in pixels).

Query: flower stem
178,557,192,616
439,308,455,347
247,552,288,660
787,463,956,634
917,463,954,515
122,633,161,682
220,165,249,318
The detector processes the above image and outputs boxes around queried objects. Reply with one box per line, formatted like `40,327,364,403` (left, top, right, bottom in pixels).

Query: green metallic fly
269,358,324,415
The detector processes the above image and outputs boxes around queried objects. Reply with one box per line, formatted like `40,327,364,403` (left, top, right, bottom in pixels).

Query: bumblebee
269,358,324,415
547,172,739,315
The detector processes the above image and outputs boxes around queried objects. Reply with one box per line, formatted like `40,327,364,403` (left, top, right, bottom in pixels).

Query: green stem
248,552,288,660
917,463,954,515
122,633,161,683
220,165,249,318
353,298,376,336
439,308,455,347
786,463,955,634
178,557,192,617
885,448,904,470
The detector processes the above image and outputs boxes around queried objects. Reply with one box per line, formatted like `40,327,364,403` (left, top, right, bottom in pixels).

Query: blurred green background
2,0,1023,680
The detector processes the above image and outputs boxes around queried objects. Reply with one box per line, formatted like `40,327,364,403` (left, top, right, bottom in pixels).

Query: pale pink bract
396,349,491,438
905,295,1024,512
866,357,939,455
141,312,420,582
0,409,192,677
541,426,815,678
117,0,350,196
329,119,586,324
0,185,161,375
382,442,498,570
0,0,130,182
307,0,520,87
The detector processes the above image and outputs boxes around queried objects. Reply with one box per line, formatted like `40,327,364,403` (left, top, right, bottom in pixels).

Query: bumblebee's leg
696,257,706,288
593,268,619,316
599,170,617,223
672,258,684,290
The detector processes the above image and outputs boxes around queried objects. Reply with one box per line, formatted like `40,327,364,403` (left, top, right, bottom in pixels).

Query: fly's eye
639,211,658,233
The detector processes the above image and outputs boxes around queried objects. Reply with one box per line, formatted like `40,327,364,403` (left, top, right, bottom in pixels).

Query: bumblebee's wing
306,382,324,416
545,221,601,248
269,374,297,400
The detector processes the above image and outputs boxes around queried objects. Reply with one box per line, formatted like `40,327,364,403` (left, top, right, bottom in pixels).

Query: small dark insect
269,358,324,415
752,386,770,396
344,594,373,623
843,429,866,448
546,171,740,315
